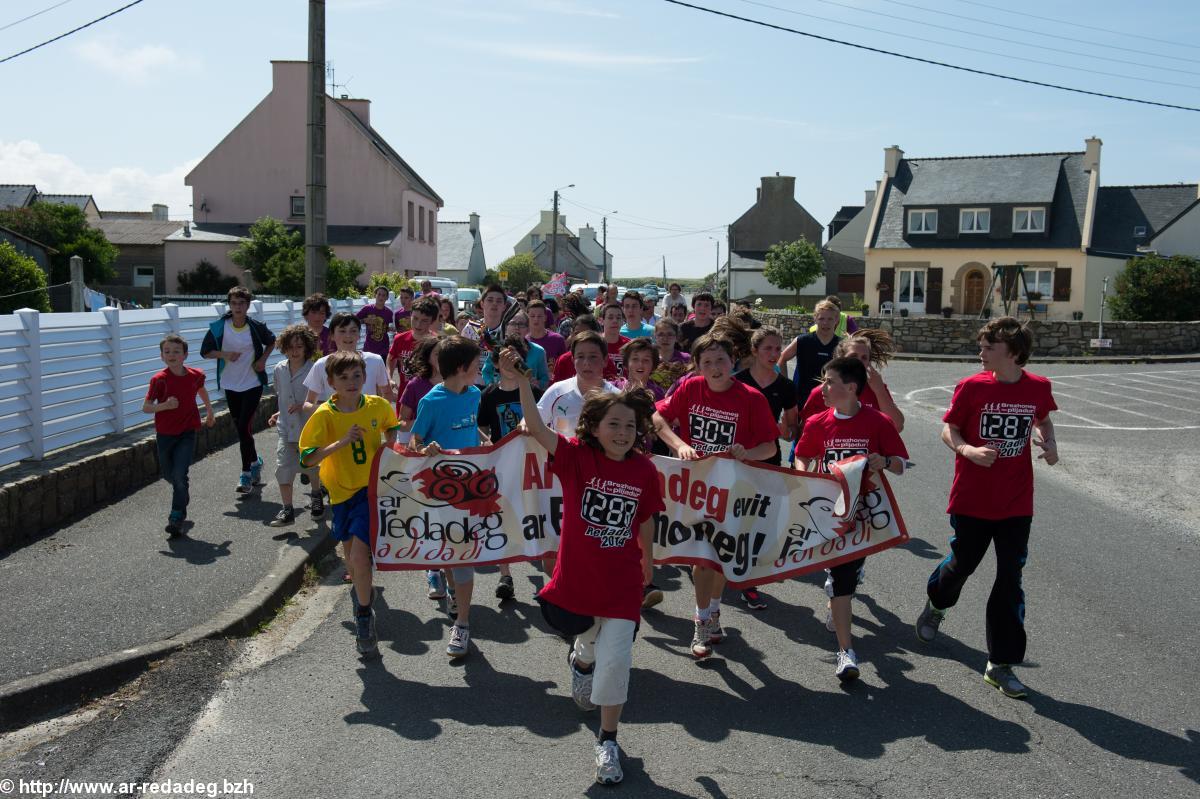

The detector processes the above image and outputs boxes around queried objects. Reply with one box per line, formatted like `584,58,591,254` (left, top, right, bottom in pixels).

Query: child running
794,356,908,682
267,325,323,527
653,334,779,658
502,347,664,786
798,329,904,431
143,334,215,537
916,317,1058,699
299,351,400,656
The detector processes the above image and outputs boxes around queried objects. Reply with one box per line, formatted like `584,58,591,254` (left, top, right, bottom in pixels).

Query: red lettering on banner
661,467,731,522
523,453,553,491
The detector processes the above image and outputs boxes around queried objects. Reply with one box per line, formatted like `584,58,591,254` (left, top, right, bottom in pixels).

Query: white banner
370,434,910,589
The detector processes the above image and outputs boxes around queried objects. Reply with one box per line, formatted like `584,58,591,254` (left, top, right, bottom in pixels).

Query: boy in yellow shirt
300,351,400,656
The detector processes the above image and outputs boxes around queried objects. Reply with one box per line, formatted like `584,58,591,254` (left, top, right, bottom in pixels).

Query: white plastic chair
880,301,894,316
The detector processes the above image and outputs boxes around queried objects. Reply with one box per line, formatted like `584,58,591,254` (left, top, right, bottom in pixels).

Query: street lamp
707,236,722,299
551,183,574,278
602,210,616,283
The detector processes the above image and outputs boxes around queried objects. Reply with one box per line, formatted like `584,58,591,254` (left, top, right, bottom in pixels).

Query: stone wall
752,312,1200,357
0,395,278,552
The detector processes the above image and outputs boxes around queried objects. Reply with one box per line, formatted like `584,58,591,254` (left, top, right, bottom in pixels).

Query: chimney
579,225,595,242
183,221,191,237
1084,136,1102,173
865,189,875,206
152,203,168,221
760,174,796,201
756,187,761,203
884,145,903,178
558,214,566,232
469,212,479,233
336,97,371,127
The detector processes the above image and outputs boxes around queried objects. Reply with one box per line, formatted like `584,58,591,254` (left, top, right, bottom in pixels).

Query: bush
0,241,51,314
366,272,418,296
1108,254,1200,321
177,259,238,295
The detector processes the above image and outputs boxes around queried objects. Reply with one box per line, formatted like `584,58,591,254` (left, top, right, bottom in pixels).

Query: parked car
409,276,458,310
456,287,480,312
639,284,661,301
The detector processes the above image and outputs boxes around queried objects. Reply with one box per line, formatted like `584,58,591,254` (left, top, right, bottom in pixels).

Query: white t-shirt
663,293,688,311
220,320,260,392
537,377,618,436
304,351,390,401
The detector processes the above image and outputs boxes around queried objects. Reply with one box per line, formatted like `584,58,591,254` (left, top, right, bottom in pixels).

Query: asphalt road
2,362,1197,798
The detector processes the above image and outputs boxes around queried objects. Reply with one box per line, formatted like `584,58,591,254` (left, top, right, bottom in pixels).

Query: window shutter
925,267,943,313
878,267,895,303
1053,267,1071,301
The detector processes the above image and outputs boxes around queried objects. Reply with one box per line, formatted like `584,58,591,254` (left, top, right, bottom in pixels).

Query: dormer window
1013,207,1046,233
908,209,937,234
960,208,990,233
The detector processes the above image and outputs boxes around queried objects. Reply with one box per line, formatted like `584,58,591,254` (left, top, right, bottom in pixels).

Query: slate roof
437,222,478,271
165,222,402,246
331,102,443,206
870,151,1090,250
94,217,185,246
0,185,37,210
0,223,57,253
37,193,95,211
1089,184,1198,256
831,205,863,223
729,253,765,271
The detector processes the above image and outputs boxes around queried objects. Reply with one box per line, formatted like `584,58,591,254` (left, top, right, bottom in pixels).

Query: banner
370,434,909,589
541,272,569,297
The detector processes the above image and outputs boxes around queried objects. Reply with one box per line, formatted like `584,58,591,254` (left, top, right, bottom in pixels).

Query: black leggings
224,385,263,471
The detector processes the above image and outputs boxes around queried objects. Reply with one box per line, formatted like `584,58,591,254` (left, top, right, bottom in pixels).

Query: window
428,209,435,244
290,196,305,217
407,202,415,239
530,234,540,246
897,268,926,304
1022,267,1053,299
419,206,425,242
908,209,937,234
960,208,990,233
1013,207,1046,233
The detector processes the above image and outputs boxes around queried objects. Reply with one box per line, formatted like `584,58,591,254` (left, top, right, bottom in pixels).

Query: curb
0,529,335,733
891,353,1200,365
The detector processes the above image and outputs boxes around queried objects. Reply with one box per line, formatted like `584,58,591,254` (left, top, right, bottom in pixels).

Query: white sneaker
707,609,725,643
690,617,712,659
446,624,470,658
594,739,623,785
568,651,597,711
835,648,860,682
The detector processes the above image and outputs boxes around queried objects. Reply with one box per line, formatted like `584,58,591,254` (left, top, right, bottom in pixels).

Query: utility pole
662,255,666,283
601,216,608,283
305,0,328,296
69,255,84,312
551,190,560,279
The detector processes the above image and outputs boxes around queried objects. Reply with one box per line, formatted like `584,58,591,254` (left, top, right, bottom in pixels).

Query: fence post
251,299,265,322
16,309,44,460
70,255,85,313
284,300,295,327
164,302,181,338
102,306,126,434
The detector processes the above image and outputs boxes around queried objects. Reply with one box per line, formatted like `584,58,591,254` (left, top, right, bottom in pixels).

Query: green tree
1108,254,1200,321
228,216,364,297
0,241,50,313
763,238,824,302
701,269,727,299
325,254,366,298
366,272,418,296
0,202,117,284
495,253,548,291
482,268,500,287
177,259,238,295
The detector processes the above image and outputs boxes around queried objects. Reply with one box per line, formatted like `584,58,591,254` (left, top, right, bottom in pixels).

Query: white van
408,276,458,309
570,283,609,303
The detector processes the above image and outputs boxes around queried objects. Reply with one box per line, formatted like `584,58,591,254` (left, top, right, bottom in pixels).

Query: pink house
165,60,442,291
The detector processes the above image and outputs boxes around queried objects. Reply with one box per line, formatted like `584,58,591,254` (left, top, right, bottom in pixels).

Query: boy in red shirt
916,317,1058,699
652,334,778,659
599,303,631,375
143,334,215,537
386,296,439,404
795,357,907,682
502,348,664,786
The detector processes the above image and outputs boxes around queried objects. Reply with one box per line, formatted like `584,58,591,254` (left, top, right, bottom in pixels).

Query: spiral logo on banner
413,459,502,517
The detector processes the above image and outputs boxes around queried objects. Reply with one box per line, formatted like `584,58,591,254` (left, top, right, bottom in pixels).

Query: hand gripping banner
370,433,910,589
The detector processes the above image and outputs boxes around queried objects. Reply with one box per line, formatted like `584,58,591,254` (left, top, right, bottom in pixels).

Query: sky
2,0,1199,279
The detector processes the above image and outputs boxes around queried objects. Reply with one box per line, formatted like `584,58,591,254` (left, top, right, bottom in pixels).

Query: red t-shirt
607,335,631,373
387,330,434,395
795,405,909,474
942,370,1057,520
551,351,620,383
145,367,206,435
655,374,778,457
540,435,665,623
799,384,893,424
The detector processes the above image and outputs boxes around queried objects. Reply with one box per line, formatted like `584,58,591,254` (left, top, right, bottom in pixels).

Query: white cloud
0,140,199,216
477,43,700,67
73,36,198,85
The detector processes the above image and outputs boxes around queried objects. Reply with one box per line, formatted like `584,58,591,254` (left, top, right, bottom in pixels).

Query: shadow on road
160,536,232,565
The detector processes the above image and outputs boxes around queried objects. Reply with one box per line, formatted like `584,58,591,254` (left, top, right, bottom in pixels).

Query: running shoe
309,491,325,520
426,570,446,599
354,609,378,656
690,617,712,659
568,651,597,711
236,472,252,494
915,600,947,643
741,588,767,610
641,583,664,609
707,610,725,644
249,456,264,486
165,511,184,538
495,574,515,601
594,740,623,785
984,663,1029,699
268,507,295,527
835,649,860,682
446,624,470,658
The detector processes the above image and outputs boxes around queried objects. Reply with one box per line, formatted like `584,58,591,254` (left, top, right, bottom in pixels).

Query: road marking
1051,390,1175,424
1062,377,1200,415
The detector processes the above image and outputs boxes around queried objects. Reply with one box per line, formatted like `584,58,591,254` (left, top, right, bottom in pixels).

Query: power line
561,196,726,234
732,0,1200,85
0,0,147,65
481,212,539,245
0,281,69,301
659,0,1200,113
947,0,1200,52
0,0,77,32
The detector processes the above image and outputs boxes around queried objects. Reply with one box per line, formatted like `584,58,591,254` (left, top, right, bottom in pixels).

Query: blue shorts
331,488,371,545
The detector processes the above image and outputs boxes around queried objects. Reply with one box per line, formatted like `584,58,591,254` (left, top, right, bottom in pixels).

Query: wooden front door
963,270,985,314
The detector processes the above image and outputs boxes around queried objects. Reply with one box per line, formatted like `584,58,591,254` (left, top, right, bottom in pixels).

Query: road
2,362,1197,798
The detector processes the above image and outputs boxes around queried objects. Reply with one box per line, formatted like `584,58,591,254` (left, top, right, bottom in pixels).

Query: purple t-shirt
528,330,568,364
399,375,434,414
356,305,394,357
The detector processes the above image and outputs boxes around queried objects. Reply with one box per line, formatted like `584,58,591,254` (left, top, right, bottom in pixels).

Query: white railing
0,298,377,469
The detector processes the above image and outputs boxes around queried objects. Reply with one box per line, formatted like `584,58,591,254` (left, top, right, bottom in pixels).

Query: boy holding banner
916,317,1058,699
794,356,907,682
651,334,779,659
500,348,664,786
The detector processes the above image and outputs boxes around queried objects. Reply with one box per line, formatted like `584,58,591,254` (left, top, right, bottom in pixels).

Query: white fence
0,298,377,469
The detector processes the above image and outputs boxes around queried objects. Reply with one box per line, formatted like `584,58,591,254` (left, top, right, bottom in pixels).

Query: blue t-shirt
410,384,481,450
480,341,550,388
620,322,655,339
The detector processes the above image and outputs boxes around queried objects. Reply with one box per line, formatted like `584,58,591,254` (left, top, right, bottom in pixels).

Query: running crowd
142,280,1059,786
